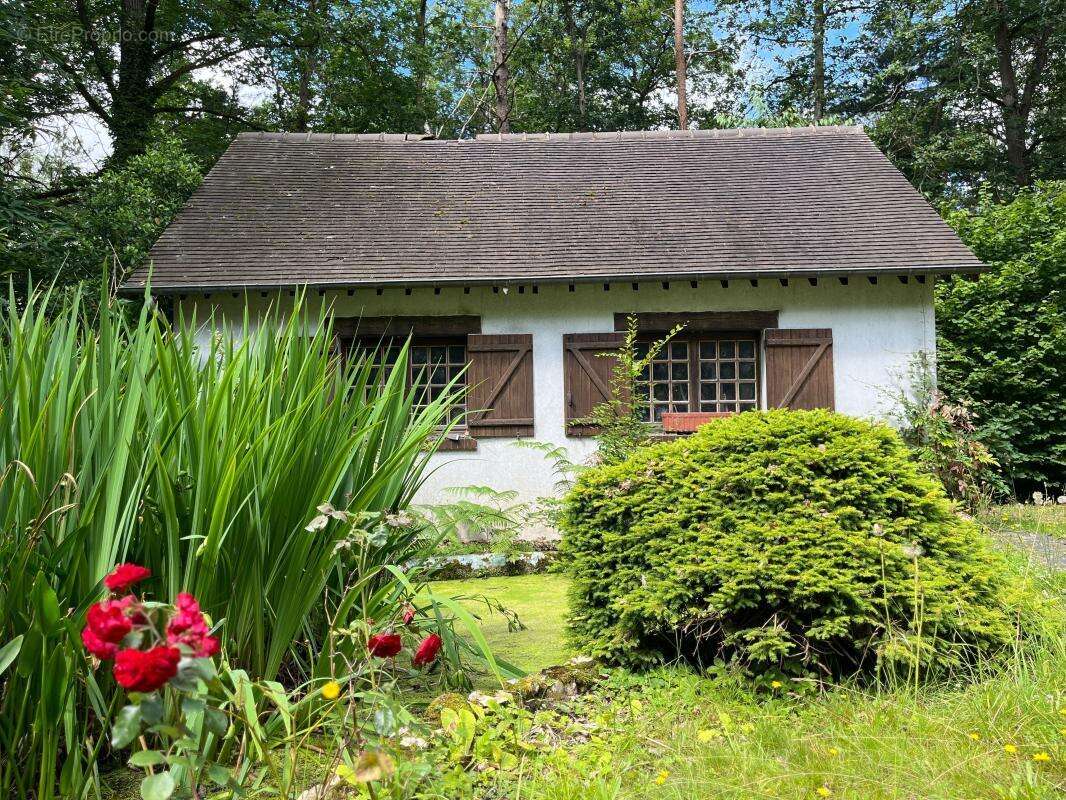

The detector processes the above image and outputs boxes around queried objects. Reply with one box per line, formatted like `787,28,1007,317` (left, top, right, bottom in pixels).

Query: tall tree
7,0,301,165
719,0,868,121
560,0,589,127
860,0,1066,197
506,0,741,132
493,0,512,131
674,0,688,128
811,0,826,120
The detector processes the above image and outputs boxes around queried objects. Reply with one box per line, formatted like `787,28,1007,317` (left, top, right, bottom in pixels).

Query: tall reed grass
0,285,461,799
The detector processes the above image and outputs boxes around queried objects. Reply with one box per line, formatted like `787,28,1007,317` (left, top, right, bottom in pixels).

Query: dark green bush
938,182,1066,488
561,410,1026,679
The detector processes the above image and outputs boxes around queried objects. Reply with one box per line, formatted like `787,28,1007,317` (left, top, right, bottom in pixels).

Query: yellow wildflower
321,681,341,700
771,680,783,689
654,770,670,785
1032,752,1051,763
968,732,981,741
827,747,840,757
816,786,832,797
1004,744,1018,754
697,729,718,743
1060,728,1066,737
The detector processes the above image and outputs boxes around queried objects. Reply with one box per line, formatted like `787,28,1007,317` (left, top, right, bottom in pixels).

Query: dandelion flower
1032,752,1051,762
321,681,341,700
1004,744,1017,754
771,680,783,689
654,770,669,785
967,732,981,741
827,747,840,757
697,729,717,743
816,786,832,797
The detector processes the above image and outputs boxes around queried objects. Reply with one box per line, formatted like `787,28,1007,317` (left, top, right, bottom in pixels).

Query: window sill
437,435,478,452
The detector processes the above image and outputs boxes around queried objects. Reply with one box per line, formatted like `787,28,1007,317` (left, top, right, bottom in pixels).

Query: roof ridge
236,125,865,144
474,125,864,142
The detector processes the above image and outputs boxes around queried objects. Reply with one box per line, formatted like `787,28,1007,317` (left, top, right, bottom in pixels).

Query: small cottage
125,126,983,509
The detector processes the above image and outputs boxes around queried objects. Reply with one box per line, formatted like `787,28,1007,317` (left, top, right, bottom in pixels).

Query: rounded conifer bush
561,410,1025,679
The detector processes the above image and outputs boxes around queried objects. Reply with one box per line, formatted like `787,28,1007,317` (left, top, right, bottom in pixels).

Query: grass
426,573,573,672
494,648,1066,800
988,504,1066,540
419,557,1065,799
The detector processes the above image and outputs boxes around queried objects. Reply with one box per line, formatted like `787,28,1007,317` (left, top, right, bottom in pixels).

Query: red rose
81,599,135,659
166,593,219,658
412,633,442,667
81,626,120,659
113,646,180,692
367,632,403,658
401,604,416,625
103,564,151,593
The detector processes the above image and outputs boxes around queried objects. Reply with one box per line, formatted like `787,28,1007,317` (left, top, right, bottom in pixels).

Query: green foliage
937,182,1066,488
863,0,1065,198
890,351,1005,510
561,410,1033,679
2,138,203,293
0,284,462,798
578,315,681,466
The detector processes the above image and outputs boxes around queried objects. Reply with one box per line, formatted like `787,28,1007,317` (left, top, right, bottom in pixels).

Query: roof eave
119,262,986,297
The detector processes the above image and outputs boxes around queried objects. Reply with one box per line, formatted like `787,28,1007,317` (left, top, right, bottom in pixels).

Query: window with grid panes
637,334,759,421
358,338,468,426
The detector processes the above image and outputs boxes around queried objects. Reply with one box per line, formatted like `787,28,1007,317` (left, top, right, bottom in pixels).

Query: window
356,337,469,427
637,334,759,421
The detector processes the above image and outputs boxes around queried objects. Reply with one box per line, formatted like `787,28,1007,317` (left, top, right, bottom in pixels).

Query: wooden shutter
466,334,534,438
563,332,626,436
764,328,835,410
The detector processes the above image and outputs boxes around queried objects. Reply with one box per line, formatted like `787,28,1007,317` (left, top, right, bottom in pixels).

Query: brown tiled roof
126,126,983,293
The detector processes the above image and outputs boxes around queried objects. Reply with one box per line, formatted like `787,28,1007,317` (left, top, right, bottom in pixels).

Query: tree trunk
812,0,826,122
109,0,157,164
292,0,319,132
992,2,1033,187
416,0,430,132
561,0,587,129
493,0,511,133
674,0,687,129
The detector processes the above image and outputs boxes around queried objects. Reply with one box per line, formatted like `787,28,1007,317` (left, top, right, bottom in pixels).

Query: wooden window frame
349,333,470,430
335,315,481,447
637,329,763,422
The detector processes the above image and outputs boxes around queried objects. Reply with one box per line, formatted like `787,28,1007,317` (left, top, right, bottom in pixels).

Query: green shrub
938,182,1066,488
561,410,1027,679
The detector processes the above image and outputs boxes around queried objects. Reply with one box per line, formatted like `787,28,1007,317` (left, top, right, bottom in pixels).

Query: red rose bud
401,604,416,625
113,646,180,692
367,632,403,658
412,633,442,667
103,563,151,593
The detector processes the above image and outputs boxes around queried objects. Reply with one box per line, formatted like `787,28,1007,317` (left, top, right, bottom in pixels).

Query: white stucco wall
177,277,935,514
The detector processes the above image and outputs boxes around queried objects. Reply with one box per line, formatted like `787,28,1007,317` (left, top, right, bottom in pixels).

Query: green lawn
421,570,1065,799
988,503,1066,540
427,572,572,672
